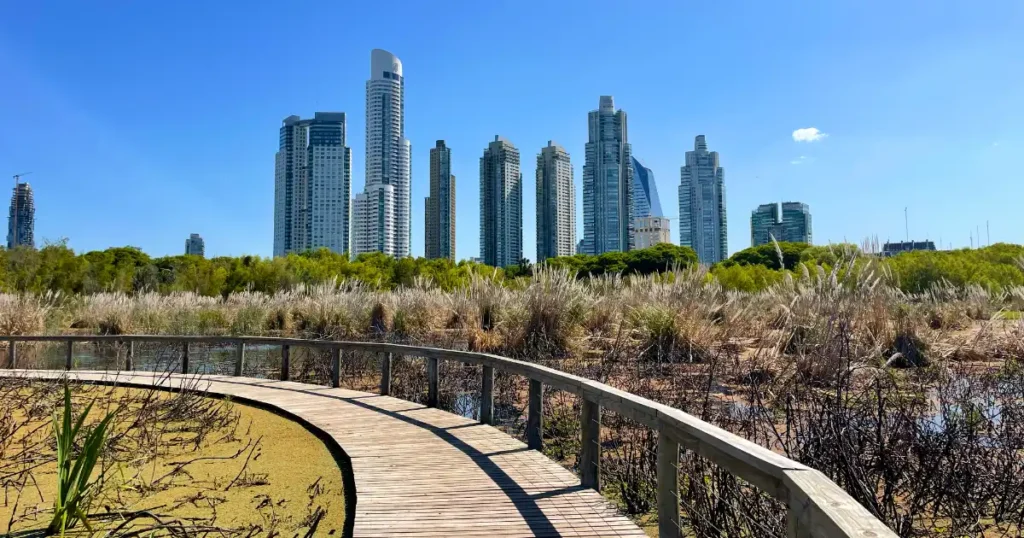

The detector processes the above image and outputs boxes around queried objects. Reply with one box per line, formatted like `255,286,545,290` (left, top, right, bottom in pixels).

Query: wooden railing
2,335,896,538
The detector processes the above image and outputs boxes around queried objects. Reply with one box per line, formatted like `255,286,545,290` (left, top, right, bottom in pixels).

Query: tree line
1,240,1020,296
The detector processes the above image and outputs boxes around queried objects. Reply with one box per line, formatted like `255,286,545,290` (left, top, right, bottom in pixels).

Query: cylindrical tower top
370,49,402,80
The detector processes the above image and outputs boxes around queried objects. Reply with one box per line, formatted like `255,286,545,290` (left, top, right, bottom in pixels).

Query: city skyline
2,2,1021,258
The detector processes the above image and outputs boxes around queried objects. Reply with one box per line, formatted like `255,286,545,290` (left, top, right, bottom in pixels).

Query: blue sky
1,1,1021,260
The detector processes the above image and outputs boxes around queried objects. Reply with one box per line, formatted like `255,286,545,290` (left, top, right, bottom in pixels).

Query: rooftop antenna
987,221,990,246
977,225,981,249
970,231,973,249
904,207,909,243
10,172,32,248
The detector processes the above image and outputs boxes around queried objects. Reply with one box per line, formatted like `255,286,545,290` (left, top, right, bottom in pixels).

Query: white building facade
273,112,351,256
634,216,671,249
353,49,410,258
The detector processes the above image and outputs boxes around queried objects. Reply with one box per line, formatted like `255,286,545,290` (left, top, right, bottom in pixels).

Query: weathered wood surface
3,370,646,538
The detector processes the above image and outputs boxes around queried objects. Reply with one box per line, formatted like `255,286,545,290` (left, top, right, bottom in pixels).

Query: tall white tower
353,49,410,258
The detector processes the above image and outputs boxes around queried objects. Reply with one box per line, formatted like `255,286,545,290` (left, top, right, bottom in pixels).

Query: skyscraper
272,112,351,256
781,202,812,244
536,141,576,262
480,136,522,268
750,203,781,247
425,140,455,260
353,49,410,259
7,182,34,249
581,96,633,255
678,135,727,264
750,202,812,247
630,156,663,218
185,233,205,257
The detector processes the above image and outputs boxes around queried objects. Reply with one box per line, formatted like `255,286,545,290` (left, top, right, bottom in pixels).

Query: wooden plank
279,344,289,380
480,365,494,425
527,378,543,450
581,398,600,491
331,347,341,388
427,357,438,408
4,370,646,538
65,340,73,370
783,469,897,538
181,342,189,374
235,341,245,377
658,433,680,538
380,352,392,395
0,335,897,538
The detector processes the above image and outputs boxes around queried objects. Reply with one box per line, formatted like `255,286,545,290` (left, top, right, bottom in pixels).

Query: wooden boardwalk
6,370,646,538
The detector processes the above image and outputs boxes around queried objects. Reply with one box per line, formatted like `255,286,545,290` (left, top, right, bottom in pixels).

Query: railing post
7,339,15,369
380,352,392,396
235,341,245,377
427,357,439,408
65,340,74,370
279,344,289,381
182,342,190,374
480,365,494,424
657,433,680,538
126,340,135,371
580,399,601,490
527,378,543,450
331,347,341,388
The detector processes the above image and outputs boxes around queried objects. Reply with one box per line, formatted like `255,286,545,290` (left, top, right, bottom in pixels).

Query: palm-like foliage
47,384,114,536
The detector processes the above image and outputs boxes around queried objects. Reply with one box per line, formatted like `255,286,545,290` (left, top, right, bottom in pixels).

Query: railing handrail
2,334,896,538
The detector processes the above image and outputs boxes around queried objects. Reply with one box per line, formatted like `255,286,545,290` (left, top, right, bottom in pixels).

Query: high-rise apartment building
7,182,34,249
536,141,576,262
634,216,671,249
631,156,663,218
185,233,205,257
750,202,812,247
581,96,633,255
353,49,410,259
678,135,727,264
272,112,351,256
425,140,455,260
480,136,522,268
750,203,780,247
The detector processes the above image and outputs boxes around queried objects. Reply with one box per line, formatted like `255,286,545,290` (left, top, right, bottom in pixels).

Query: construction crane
10,172,32,248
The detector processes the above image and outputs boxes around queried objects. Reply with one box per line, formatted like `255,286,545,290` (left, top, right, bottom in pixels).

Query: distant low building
882,240,936,257
185,233,205,257
634,217,671,250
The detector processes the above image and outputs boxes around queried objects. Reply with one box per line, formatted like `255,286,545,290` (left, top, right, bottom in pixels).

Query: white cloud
792,127,828,142
790,155,809,165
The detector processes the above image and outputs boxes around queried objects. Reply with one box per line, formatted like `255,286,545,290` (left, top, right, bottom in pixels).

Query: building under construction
7,182,35,249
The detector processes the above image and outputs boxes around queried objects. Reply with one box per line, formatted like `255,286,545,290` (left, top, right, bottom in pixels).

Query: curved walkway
4,370,645,538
